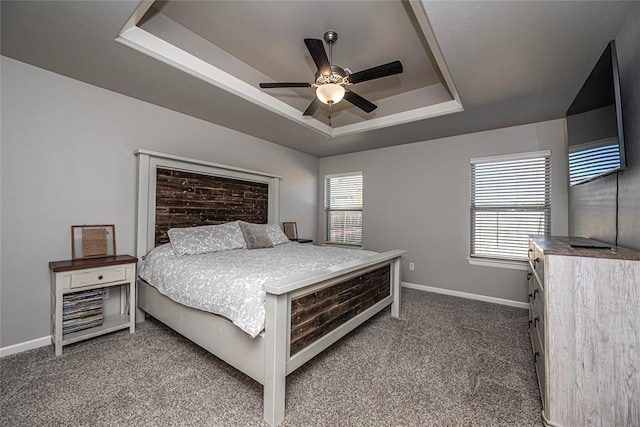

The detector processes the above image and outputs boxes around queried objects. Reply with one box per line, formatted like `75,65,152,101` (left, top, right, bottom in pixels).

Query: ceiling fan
259,31,403,117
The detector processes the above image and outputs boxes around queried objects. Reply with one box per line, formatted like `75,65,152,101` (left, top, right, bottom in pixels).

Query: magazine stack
62,289,105,334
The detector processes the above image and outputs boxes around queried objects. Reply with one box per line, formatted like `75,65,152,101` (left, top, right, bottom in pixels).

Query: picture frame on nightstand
71,224,116,259
283,222,298,240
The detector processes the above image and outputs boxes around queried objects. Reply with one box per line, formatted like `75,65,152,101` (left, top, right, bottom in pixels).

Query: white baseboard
401,282,529,309
0,285,525,357
0,336,51,358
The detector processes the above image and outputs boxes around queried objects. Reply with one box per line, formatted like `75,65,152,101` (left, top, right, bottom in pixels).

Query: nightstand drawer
70,267,126,288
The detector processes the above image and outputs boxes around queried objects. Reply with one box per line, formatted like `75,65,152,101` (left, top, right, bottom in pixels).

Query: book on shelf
63,312,103,326
62,313,104,334
62,288,106,334
63,319,104,334
63,302,103,315
63,307,103,321
63,289,105,303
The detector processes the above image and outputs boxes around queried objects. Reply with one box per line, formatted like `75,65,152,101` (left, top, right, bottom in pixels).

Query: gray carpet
1,289,543,426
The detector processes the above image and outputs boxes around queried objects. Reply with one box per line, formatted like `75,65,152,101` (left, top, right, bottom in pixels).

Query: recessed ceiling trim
120,0,155,34
410,0,462,105
116,26,334,137
331,99,463,137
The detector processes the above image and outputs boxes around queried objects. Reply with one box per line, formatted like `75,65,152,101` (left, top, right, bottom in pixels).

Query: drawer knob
528,319,533,329
533,289,539,299
528,293,533,301
535,257,540,263
98,275,104,280
534,316,540,328
527,272,532,280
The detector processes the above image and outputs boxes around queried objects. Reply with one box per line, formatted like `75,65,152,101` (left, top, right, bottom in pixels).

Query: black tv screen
566,40,626,186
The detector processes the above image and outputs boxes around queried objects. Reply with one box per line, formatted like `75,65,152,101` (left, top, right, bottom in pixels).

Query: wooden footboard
290,265,391,355
262,250,405,426
137,252,403,427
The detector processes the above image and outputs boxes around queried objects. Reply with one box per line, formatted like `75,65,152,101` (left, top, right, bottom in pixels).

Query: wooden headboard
136,150,280,259
154,168,269,245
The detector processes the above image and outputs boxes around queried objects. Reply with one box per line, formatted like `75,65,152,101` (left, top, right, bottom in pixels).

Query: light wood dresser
527,236,640,427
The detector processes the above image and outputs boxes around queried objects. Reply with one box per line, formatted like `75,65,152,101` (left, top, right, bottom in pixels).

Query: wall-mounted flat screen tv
566,40,626,186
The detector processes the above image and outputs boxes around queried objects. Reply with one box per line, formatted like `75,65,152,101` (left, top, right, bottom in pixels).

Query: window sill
467,257,529,271
324,242,362,249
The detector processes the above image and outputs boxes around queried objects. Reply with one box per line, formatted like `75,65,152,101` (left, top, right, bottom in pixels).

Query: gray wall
319,119,568,303
569,5,640,250
0,56,319,348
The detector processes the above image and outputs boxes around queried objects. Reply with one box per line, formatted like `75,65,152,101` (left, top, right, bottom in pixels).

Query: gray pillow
167,222,246,256
239,222,274,249
267,224,291,245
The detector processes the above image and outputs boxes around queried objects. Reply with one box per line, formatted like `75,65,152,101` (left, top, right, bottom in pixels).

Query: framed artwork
282,222,298,240
71,224,116,259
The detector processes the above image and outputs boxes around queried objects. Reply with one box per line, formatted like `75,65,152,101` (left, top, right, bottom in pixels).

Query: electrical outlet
409,262,415,271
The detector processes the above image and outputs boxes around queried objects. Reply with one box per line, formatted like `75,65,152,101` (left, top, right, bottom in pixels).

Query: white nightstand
49,255,137,356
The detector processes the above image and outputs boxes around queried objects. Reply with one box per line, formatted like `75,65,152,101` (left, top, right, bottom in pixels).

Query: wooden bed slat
290,265,391,355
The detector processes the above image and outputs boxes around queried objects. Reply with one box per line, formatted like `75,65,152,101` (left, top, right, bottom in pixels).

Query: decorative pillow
267,224,291,245
167,222,246,256
238,222,274,249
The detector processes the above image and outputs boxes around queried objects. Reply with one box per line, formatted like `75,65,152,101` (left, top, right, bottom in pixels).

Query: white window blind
324,172,363,245
470,151,551,261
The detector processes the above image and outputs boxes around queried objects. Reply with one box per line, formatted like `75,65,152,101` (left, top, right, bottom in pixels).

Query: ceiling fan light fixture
259,32,402,116
316,83,345,105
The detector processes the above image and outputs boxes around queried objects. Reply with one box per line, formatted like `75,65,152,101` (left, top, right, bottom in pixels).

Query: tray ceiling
123,0,462,135
1,1,635,157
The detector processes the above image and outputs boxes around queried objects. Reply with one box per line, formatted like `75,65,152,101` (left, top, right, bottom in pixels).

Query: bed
135,150,405,426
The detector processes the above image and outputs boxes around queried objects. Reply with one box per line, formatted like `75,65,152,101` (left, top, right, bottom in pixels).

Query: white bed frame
135,150,405,426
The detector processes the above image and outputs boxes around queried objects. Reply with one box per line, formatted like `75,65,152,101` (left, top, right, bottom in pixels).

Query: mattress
138,242,376,338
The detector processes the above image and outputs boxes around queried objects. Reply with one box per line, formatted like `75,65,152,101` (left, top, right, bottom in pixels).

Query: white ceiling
1,1,636,157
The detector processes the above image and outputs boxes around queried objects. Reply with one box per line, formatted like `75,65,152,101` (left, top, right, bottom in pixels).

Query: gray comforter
138,242,376,337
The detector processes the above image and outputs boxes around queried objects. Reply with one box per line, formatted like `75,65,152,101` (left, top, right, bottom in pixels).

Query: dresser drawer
529,241,545,285
528,269,543,300
532,290,545,344
528,240,536,262
532,250,545,285
531,326,546,406
70,266,126,288
528,266,545,344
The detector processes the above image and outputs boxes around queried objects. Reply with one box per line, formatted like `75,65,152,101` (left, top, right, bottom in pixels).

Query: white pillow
167,222,246,256
267,224,291,245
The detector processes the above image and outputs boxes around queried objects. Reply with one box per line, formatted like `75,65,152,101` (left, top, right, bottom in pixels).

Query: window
324,172,363,245
470,151,551,262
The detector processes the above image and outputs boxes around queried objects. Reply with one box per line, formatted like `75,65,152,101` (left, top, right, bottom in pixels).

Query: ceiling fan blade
347,60,403,84
344,90,377,113
259,82,311,88
303,98,321,116
304,38,331,75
